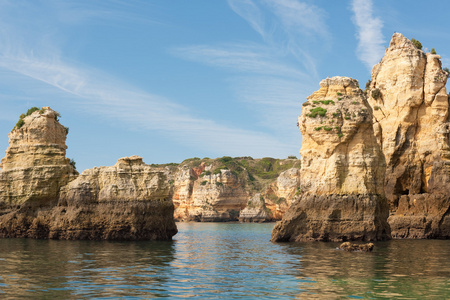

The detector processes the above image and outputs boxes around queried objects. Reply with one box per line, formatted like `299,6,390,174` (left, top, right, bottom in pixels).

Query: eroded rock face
0,107,76,208
172,166,249,222
264,168,300,219
0,108,177,240
272,77,390,242
239,193,269,222
368,33,450,238
172,158,301,222
51,156,177,240
189,169,248,221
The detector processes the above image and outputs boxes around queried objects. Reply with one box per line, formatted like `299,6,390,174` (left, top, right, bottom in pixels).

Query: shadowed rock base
271,194,390,242
0,200,177,240
388,193,450,239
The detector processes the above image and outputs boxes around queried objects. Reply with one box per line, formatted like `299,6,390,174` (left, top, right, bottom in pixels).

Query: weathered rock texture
0,108,302,240
0,108,177,240
272,77,390,242
170,157,301,222
273,33,450,242
0,107,76,208
368,33,450,238
239,193,269,222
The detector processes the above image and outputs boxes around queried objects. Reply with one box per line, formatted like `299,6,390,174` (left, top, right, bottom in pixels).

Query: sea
0,222,449,299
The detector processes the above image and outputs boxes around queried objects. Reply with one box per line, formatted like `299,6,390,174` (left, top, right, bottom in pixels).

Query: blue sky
0,0,449,172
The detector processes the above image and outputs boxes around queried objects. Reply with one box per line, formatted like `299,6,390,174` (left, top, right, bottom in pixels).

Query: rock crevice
272,33,450,242
0,108,177,240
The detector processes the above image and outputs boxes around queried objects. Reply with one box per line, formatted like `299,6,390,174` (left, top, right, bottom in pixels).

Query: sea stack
368,33,450,238
272,33,450,242
0,107,76,209
0,107,177,240
271,77,390,242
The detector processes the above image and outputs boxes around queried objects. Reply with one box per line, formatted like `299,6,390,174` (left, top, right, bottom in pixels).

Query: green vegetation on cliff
153,156,301,192
201,156,300,191
13,107,61,130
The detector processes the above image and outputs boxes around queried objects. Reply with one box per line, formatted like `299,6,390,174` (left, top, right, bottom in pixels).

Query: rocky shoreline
0,108,301,240
0,33,449,241
272,33,450,242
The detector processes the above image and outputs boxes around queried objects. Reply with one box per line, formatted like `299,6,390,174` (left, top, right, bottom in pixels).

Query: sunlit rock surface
272,77,390,242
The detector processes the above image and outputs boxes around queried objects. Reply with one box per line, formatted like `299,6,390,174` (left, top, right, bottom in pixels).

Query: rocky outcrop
0,107,76,209
264,168,300,219
271,77,390,242
171,157,301,222
273,33,450,242
239,193,269,222
189,169,248,221
0,108,177,240
0,108,302,239
368,33,450,238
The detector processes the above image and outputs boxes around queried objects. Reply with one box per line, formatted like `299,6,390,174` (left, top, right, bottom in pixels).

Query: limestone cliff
239,193,269,222
367,33,450,238
0,108,177,240
0,107,301,240
0,107,76,209
50,156,177,240
169,157,301,222
264,168,301,219
271,77,390,242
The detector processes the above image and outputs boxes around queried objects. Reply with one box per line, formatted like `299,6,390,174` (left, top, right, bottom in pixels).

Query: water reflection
280,239,450,299
0,238,175,298
0,223,449,299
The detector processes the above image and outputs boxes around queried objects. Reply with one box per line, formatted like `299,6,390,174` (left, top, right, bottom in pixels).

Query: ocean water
0,222,449,299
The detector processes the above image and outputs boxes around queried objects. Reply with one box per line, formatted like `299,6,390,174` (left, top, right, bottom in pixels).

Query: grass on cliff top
192,156,301,190
149,156,301,190
13,107,61,131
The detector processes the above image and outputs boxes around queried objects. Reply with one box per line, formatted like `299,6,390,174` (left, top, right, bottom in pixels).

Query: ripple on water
0,223,448,298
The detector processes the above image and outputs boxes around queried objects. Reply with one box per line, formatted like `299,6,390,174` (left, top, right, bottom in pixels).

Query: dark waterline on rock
0,223,449,299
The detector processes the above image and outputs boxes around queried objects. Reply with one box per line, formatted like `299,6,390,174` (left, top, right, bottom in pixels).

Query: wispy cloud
227,0,266,39
230,75,310,134
227,0,329,78
351,0,385,70
173,0,330,143
0,1,297,158
263,0,328,39
172,44,307,80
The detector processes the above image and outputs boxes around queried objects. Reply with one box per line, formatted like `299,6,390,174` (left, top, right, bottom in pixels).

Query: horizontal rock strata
0,109,177,240
368,33,450,238
171,157,301,222
272,77,390,242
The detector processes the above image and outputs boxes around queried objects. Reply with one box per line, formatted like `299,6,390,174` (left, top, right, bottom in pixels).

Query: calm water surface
0,223,449,299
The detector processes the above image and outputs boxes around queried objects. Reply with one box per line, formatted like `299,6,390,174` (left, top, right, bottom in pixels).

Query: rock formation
264,168,301,219
367,33,450,238
0,107,76,209
239,193,269,222
170,157,301,222
272,33,450,242
0,108,177,240
0,108,302,240
271,77,390,242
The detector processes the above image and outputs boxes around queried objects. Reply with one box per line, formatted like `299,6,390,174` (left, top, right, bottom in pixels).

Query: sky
0,0,449,172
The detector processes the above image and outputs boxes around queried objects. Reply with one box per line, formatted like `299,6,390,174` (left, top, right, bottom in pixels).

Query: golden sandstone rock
272,33,450,242
368,33,450,238
0,108,177,240
172,159,301,222
271,77,390,242
0,107,76,206
0,109,300,239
